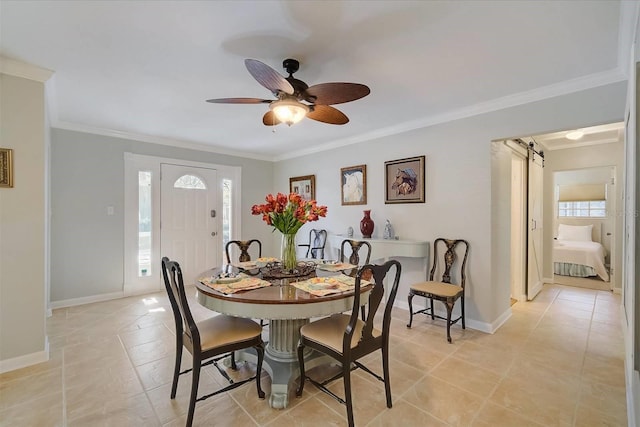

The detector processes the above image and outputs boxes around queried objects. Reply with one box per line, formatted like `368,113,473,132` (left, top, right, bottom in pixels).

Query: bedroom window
558,200,606,218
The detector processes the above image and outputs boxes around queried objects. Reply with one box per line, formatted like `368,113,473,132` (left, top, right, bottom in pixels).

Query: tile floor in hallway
0,284,627,426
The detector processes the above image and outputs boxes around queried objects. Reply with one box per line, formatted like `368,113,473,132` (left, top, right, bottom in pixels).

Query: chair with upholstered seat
296,260,402,427
341,239,373,319
298,228,327,259
340,239,371,271
406,238,469,343
161,257,265,427
225,239,262,264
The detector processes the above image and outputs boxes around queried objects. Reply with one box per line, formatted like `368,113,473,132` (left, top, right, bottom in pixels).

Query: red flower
252,192,327,234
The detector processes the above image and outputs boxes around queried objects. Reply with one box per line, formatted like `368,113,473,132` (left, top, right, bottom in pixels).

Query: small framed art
384,155,425,204
289,174,315,200
340,164,367,205
0,148,13,188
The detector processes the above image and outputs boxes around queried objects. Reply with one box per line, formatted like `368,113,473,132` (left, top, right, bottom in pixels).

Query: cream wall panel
0,74,47,361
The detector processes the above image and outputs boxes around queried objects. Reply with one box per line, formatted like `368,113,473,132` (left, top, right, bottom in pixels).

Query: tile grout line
61,348,67,427
116,325,165,426
570,290,598,427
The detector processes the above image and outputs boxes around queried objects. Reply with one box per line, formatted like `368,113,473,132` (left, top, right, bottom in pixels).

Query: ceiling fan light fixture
565,130,585,140
270,99,309,126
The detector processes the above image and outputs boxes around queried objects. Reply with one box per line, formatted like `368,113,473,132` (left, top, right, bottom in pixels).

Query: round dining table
195,265,369,409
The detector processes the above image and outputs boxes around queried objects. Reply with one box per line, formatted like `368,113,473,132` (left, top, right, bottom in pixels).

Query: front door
161,163,219,286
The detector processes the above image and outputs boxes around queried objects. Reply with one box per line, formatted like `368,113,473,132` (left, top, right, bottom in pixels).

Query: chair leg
461,296,466,329
343,361,355,427
295,343,306,397
186,356,201,427
255,344,266,399
445,300,454,343
406,292,414,328
429,298,435,320
382,342,392,408
170,336,183,399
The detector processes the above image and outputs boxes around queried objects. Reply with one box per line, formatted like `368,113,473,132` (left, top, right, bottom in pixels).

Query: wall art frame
340,164,367,205
0,148,14,188
384,155,425,204
289,174,315,200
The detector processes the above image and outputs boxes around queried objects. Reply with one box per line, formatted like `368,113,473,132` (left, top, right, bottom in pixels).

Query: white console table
327,234,430,301
328,234,429,261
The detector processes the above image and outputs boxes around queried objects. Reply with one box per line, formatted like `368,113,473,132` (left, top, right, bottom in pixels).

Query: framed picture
385,155,425,204
0,148,13,188
340,164,367,205
289,174,315,200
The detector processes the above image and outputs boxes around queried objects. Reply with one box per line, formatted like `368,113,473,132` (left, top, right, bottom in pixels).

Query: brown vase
360,210,374,238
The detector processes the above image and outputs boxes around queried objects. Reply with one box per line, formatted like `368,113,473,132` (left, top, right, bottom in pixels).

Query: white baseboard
0,337,49,374
393,300,503,334
543,276,554,284
50,291,124,309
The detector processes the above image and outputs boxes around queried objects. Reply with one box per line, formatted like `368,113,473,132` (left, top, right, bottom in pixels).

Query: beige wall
0,73,47,364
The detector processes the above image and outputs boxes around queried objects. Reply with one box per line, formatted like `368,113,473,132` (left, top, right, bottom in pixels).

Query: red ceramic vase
360,210,374,238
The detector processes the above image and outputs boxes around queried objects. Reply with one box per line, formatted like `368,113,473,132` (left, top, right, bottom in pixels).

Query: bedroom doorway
552,166,616,291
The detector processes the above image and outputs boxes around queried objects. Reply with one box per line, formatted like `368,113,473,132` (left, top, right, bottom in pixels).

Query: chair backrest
429,238,469,288
306,229,327,259
161,257,201,350
345,260,402,351
340,239,372,266
225,239,262,263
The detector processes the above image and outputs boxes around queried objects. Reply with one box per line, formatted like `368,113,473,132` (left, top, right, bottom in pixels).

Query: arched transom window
173,174,206,189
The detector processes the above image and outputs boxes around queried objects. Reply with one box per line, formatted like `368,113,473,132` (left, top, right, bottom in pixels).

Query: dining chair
225,239,262,264
406,238,470,343
296,260,402,427
161,257,265,427
340,239,372,268
298,228,327,259
340,239,373,319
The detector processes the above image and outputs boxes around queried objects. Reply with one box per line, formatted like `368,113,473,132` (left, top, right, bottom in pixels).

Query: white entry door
161,163,219,287
527,152,544,300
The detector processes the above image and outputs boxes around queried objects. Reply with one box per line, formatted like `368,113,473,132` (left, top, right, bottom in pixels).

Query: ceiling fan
206,58,370,126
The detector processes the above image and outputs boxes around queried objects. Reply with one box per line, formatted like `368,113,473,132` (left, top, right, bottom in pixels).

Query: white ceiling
0,1,634,160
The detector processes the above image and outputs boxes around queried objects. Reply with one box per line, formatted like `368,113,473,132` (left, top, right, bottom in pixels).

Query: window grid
558,200,606,218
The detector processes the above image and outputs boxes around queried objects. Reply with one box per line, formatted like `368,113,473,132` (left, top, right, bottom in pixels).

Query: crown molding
53,121,275,162
0,56,54,82
275,67,626,161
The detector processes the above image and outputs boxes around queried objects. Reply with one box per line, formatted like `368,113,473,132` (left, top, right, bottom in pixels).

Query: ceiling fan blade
245,59,294,96
262,110,282,126
206,97,271,104
304,83,370,105
307,105,349,125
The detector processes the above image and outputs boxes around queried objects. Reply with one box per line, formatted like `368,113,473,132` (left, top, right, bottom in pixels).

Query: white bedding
553,239,609,281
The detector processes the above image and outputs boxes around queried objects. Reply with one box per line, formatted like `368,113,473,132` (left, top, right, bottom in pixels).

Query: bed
553,223,609,282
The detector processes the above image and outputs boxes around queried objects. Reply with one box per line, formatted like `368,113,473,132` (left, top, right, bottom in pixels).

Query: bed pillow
557,224,593,242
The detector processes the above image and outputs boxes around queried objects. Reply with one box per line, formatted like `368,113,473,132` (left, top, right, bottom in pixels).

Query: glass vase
280,232,298,271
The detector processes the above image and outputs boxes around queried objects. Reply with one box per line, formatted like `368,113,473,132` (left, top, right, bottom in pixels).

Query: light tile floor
0,284,627,426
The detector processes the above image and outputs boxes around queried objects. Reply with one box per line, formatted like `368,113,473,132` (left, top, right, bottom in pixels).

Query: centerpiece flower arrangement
251,192,327,270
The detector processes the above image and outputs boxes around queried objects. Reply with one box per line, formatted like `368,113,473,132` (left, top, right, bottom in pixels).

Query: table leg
236,318,329,409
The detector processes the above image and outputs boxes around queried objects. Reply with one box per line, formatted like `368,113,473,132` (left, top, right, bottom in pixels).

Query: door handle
211,232,217,237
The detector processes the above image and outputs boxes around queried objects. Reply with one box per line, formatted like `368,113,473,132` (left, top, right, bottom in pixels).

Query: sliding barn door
527,149,544,300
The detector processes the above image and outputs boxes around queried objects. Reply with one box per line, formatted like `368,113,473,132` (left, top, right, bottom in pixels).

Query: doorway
123,153,241,296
